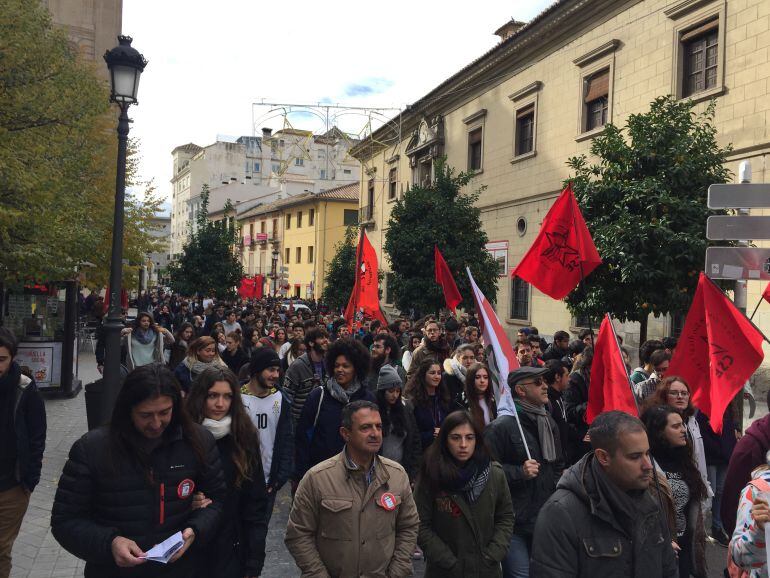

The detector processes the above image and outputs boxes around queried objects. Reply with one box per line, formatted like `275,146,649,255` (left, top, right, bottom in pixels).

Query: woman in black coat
563,346,593,464
186,366,269,578
51,364,226,578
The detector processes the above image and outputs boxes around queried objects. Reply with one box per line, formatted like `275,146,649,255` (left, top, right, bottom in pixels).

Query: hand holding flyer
139,531,184,564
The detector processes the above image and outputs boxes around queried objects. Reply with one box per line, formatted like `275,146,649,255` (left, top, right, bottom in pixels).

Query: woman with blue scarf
120,312,174,370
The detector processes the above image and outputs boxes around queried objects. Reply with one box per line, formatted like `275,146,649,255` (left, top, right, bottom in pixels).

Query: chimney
262,128,272,138
494,19,526,42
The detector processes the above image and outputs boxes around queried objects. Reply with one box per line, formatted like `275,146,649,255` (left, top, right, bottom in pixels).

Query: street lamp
271,249,279,296
100,36,147,426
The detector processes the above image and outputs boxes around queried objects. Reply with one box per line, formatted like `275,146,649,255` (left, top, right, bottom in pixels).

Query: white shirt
242,391,283,484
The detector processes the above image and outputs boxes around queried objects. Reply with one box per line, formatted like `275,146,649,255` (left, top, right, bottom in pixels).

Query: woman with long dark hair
641,405,707,578
120,312,174,370
415,411,514,577
406,359,461,450
563,345,593,464
51,364,226,577
185,367,268,578
375,365,422,482
401,332,423,374
174,336,228,394
169,322,194,370
463,363,497,432
272,326,288,354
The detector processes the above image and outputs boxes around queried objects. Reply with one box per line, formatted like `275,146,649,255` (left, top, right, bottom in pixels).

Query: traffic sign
705,247,770,280
707,183,770,209
706,216,770,240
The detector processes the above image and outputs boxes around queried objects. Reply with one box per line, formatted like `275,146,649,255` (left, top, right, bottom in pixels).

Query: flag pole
749,295,763,321
703,274,770,346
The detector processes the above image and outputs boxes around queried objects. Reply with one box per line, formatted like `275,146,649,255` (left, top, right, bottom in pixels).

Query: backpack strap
313,386,324,429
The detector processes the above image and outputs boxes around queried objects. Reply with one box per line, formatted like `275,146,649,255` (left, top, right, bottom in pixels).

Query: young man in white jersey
242,348,293,521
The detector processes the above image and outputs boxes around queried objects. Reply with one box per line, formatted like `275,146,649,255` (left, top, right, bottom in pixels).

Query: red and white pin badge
379,492,397,511
177,479,195,499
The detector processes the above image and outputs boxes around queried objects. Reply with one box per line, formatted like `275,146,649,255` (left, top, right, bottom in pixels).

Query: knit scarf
327,378,361,404
134,327,156,345
202,415,232,440
449,358,467,385
425,337,448,354
183,356,224,376
516,399,557,462
446,456,491,504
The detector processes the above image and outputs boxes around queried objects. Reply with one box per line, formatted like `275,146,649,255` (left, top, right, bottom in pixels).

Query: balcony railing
359,205,372,223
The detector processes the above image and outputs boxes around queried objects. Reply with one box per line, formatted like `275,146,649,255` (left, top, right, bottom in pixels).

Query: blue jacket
293,380,375,481
12,364,46,492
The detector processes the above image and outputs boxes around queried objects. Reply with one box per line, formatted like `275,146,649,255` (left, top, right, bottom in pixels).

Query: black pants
676,529,694,578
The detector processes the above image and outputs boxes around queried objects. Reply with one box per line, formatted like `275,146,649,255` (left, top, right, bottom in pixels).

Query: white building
143,216,171,288
169,128,359,257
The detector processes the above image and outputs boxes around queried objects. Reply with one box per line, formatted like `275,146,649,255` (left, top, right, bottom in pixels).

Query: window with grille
309,209,315,226
388,168,398,200
468,128,483,171
308,246,314,263
516,106,535,156
583,69,609,132
510,278,530,320
682,19,718,97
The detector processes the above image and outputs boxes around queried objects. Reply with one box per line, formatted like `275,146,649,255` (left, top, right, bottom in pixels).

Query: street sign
706,215,770,240
707,183,770,209
280,266,289,273
705,247,770,280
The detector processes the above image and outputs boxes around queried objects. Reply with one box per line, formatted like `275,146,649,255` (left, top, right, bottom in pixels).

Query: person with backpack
729,464,770,578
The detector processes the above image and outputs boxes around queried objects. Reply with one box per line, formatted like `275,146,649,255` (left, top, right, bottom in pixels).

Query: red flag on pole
344,230,386,327
762,282,770,304
434,246,462,313
511,183,601,300
586,314,638,424
668,273,765,433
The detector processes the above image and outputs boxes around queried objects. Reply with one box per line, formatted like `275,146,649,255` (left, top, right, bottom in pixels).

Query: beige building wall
355,0,770,357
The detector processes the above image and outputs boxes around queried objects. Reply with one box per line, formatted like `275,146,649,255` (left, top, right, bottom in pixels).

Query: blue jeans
502,533,530,578
707,463,727,530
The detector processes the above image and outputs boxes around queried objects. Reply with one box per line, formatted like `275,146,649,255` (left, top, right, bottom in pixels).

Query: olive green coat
415,461,514,578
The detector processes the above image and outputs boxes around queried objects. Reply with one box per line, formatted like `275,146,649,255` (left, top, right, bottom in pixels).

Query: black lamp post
271,249,279,296
100,36,147,425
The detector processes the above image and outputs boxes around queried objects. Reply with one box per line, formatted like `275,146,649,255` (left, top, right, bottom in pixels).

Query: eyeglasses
667,390,689,398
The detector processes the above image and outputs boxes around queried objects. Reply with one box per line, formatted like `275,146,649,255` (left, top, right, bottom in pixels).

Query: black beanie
249,347,281,378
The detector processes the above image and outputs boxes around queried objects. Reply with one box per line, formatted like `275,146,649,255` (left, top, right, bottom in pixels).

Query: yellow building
237,184,359,298
352,0,770,355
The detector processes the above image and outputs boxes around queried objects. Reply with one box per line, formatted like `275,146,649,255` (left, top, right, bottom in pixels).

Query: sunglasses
517,377,544,387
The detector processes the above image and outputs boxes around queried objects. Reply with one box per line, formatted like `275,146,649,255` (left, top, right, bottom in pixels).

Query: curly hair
324,337,371,382
405,359,452,410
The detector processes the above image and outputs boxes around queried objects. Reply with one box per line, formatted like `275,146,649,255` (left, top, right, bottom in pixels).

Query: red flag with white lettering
668,273,764,433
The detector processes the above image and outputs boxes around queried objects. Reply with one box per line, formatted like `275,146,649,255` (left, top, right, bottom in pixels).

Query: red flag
344,230,386,327
511,183,601,300
763,282,770,304
254,275,264,299
105,286,128,310
434,246,462,313
586,314,638,423
238,277,256,299
668,273,765,433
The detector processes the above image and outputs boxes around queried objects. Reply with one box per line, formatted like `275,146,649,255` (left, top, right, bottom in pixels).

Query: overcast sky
122,0,555,211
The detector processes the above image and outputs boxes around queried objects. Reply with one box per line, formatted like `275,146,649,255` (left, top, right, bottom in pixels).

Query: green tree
384,159,499,315
168,187,243,297
565,96,732,343
0,0,161,287
321,226,357,310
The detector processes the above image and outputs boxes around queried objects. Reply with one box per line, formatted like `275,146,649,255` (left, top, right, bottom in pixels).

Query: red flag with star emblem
668,273,764,433
511,184,601,300
344,229,386,327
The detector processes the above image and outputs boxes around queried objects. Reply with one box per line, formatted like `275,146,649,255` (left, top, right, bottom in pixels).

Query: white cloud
122,0,554,205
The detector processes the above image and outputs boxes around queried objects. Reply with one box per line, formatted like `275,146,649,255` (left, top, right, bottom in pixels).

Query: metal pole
101,103,130,426
734,160,752,431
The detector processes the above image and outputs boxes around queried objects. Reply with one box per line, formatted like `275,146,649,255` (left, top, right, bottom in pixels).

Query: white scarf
450,357,467,385
202,415,232,439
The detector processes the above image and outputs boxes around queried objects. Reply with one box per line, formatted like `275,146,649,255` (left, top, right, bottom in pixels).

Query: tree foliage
321,226,357,310
565,96,732,341
168,187,243,297
384,160,499,315
0,0,161,288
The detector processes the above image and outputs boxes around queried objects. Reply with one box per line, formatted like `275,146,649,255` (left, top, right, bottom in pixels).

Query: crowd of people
2,289,770,577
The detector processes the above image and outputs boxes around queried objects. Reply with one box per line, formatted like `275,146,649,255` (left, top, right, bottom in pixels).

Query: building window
309,209,315,226
670,312,686,338
296,247,301,264
272,219,278,236
260,221,266,234
320,169,327,180
682,19,718,97
510,278,530,321
295,158,304,166
468,128,483,171
583,69,609,132
385,272,395,305
308,246,314,263
343,209,358,226
249,223,254,239
285,213,291,229
388,168,398,200
254,162,260,172
285,248,290,263
343,169,352,174
515,105,535,156
297,211,303,228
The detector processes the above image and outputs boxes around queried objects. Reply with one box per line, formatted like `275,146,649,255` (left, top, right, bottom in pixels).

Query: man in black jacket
485,366,563,578
0,328,46,578
541,330,570,362
283,327,329,427
531,411,678,578
51,364,225,578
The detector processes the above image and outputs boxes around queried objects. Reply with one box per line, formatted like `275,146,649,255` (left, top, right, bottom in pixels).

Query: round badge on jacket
379,492,397,511
177,479,195,499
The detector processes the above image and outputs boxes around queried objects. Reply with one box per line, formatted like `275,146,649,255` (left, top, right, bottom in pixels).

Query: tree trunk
639,313,648,346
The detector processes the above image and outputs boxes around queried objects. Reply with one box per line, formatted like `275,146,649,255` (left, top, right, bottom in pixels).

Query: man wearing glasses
485,366,564,578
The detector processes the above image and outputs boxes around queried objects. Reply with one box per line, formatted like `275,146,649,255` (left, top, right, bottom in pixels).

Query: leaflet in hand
140,531,184,564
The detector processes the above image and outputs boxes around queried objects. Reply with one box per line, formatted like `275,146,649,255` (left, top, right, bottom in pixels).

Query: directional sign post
708,183,770,209
705,247,770,280
706,215,770,240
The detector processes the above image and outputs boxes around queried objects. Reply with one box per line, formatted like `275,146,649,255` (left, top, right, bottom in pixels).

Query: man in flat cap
485,366,564,578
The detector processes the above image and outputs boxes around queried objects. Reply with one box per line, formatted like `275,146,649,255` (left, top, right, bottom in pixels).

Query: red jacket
721,414,770,534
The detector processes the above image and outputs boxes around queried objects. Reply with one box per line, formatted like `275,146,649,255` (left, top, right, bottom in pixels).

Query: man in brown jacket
405,320,450,382
285,400,419,577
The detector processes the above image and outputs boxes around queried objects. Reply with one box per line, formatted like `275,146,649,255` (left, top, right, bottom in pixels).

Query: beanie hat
377,364,403,391
249,347,281,378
